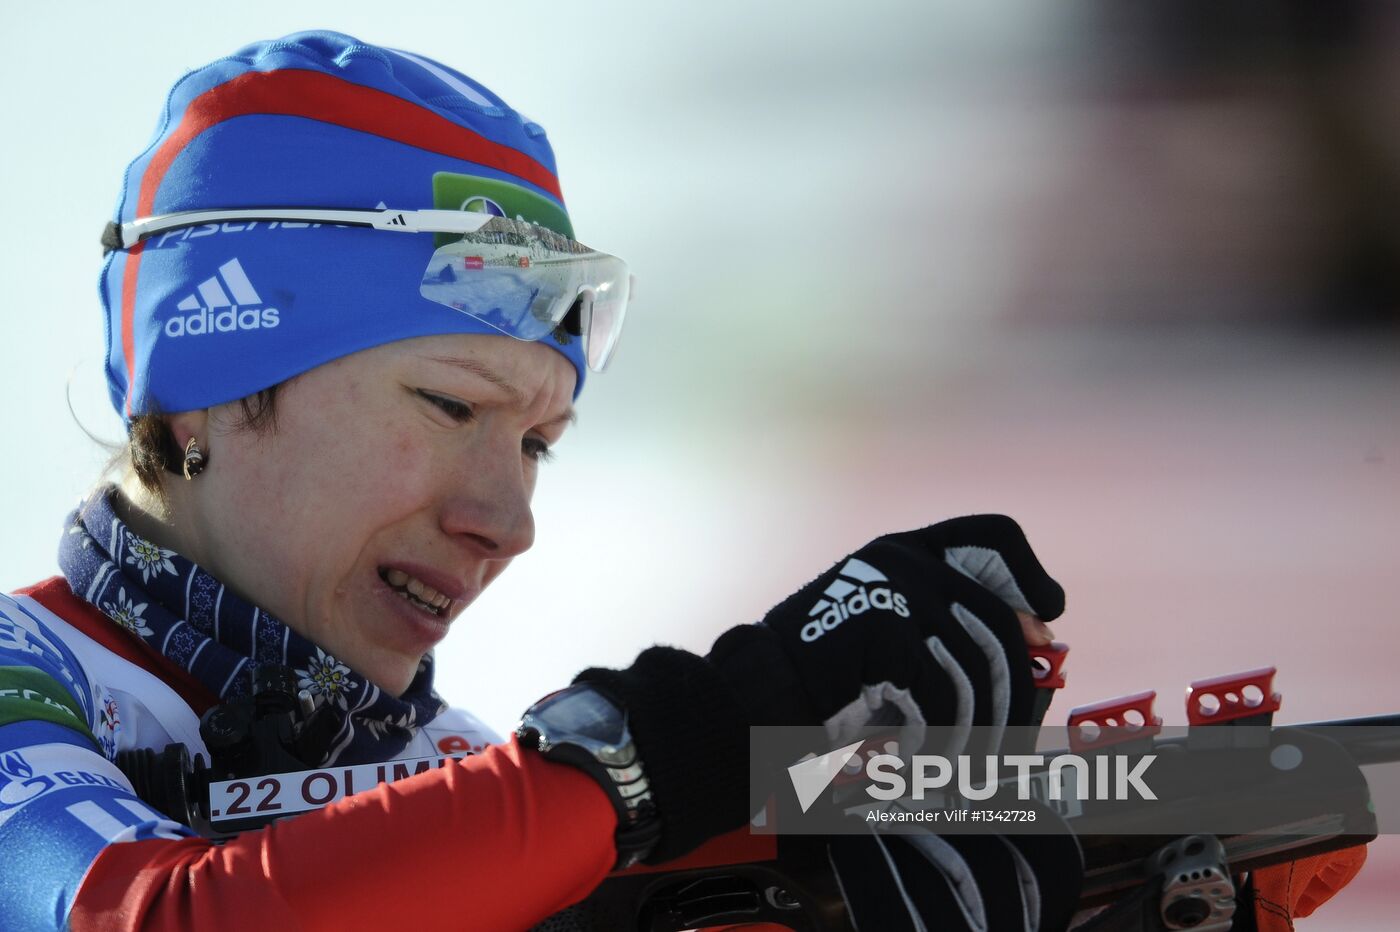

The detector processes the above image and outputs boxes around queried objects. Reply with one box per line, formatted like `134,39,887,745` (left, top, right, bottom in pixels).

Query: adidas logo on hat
164,258,280,338
801,557,910,643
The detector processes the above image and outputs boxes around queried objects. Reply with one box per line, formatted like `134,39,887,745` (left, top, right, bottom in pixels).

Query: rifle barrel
1296,714,1400,767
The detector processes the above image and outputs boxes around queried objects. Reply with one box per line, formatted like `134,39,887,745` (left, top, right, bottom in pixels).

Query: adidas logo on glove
164,258,280,338
801,557,909,643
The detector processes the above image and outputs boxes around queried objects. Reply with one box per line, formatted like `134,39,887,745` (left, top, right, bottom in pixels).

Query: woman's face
186,333,577,695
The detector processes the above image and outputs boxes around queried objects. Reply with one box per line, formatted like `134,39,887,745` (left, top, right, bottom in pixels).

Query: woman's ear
166,410,212,479
166,410,211,456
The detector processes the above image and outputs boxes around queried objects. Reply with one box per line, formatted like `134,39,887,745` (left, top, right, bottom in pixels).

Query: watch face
535,687,626,746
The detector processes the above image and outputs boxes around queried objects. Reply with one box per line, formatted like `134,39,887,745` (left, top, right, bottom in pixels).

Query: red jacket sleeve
69,737,617,932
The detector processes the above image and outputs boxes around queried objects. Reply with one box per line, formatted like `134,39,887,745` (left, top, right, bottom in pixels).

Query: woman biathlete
0,30,1082,931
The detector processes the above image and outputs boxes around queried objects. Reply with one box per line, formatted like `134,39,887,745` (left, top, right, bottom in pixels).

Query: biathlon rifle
573,647,1398,932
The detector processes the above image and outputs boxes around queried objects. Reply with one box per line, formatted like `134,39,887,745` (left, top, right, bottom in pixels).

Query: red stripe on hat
121,68,564,413
120,245,142,417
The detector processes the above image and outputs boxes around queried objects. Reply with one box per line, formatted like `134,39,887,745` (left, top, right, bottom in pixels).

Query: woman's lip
376,582,452,649
378,561,473,605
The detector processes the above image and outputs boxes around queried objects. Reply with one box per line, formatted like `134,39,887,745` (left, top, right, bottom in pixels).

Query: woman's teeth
383,568,452,615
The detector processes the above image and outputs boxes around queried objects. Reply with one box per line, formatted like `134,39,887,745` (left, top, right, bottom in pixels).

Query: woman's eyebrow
540,407,578,429
423,353,577,427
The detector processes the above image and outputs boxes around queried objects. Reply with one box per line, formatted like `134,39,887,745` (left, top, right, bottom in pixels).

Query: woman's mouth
378,567,453,617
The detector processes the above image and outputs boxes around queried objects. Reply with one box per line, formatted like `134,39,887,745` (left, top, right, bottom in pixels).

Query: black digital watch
516,684,662,870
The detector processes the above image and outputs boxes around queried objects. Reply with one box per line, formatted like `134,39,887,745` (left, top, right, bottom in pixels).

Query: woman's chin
322,586,451,695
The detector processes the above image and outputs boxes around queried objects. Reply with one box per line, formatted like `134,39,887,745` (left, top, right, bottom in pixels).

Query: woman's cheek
337,424,430,495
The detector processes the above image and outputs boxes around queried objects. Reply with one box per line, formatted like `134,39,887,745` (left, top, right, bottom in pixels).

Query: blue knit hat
101,30,588,419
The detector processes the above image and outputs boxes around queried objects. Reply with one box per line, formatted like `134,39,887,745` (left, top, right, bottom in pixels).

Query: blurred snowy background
3,1,1397,922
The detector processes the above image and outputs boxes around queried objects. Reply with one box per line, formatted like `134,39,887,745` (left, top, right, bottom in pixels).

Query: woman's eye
417,390,552,462
523,437,555,464
419,390,474,423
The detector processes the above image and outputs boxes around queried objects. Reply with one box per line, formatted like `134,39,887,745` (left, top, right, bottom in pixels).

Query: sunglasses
104,207,632,372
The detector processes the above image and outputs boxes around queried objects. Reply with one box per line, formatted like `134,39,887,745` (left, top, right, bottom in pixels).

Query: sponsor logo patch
0,750,128,828
801,558,910,643
431,172,574,243
165,258,280,338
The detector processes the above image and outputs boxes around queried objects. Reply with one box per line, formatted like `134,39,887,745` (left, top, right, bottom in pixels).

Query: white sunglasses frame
106,206,507,252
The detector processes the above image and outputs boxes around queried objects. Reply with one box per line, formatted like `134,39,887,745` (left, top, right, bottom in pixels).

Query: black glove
829,817,1084,932
573,647,751,862
710,515,1064,753
571,515,1063,863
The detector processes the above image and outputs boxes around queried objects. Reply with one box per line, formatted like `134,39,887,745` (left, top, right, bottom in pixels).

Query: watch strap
574,647,750,863
517,684,662,870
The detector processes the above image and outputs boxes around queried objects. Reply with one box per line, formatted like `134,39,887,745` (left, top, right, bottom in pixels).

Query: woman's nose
438,447,536,559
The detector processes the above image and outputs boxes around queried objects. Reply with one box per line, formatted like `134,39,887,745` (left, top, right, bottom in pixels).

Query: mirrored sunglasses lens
420,229,630,371
585,274,629,371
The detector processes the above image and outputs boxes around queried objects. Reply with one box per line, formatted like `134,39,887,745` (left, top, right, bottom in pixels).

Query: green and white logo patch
432,172,574,244
0,665,89,738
